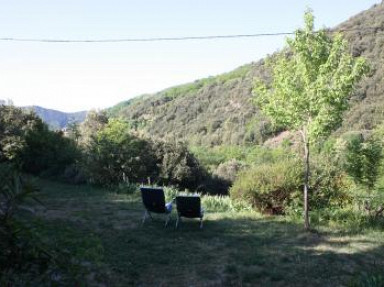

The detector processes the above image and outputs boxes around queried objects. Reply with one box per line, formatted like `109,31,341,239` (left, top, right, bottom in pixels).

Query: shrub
341,132,383,189
198,159,247,195
84,119,204,191
21,123,80,177
199,175,229,195
152,141,204,190
213,159,246,183
230,159,302,214
0,105,81,177
310,154,353,209
84,119,158,186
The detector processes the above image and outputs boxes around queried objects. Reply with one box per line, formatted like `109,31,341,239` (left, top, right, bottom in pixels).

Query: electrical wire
0,33,294,43
0,27,381,43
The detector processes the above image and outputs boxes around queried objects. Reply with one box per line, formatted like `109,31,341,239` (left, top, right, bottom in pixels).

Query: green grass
19,179,384,286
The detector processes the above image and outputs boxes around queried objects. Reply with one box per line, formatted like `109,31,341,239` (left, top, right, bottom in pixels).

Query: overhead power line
0,27,380,43
0,33,295,43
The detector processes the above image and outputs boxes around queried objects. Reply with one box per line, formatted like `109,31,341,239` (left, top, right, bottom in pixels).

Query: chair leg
175,215,180,229
200,217,203,229
165,214,170,227
142,210,148,226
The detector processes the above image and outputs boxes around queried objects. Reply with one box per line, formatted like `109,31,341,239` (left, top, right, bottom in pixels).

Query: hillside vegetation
108,2,384,145
108,63,269,146
336,2,384,132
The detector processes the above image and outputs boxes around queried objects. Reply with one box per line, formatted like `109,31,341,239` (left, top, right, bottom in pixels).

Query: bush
0,105,81,178
84,119,205,191
230,159,302,214
341,132,383,189
152,141,204,190
200,174,232,195
21,123,80,177
310,154,353,209
197,159,247,195
213,159,246,183
84,119,158,186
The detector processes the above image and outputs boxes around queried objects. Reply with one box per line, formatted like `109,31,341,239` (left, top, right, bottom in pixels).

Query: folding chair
175,196,204,229
140,187,172,227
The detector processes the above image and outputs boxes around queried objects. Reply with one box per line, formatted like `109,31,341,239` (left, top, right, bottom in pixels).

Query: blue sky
0,0,381,112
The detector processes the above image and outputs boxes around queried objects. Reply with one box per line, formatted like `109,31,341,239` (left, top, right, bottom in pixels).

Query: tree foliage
342,132,383,189
253,11,368,229
254,12,368,139
21,120,80,176
0,105,38,163
0,104,80,176
84,119,157,186
83,119,204,190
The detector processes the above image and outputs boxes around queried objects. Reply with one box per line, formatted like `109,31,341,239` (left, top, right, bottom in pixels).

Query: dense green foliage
107,63,268,146
82,117,205,190
84,119,157,186
342,132,383,189
0,105,80,177
230,159,302,214
0,105,39,162
254,13,368,139
21,122,80,176
336,2,384,132
254,10,368,229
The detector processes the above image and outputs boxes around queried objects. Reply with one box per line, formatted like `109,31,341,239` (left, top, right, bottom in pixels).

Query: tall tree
254,11,369,230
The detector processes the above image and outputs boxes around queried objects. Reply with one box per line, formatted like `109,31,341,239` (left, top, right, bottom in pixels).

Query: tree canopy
253,10,369,229
254,11,369,140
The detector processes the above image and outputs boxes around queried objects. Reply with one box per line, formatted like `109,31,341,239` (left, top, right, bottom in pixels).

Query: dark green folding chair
140,187,172,227
175,196,204,229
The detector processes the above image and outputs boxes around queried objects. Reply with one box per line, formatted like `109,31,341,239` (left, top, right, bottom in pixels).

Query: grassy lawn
22,179,384,286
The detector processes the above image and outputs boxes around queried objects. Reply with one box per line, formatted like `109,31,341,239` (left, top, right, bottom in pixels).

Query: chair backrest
176,196,201,218
140,187,166,213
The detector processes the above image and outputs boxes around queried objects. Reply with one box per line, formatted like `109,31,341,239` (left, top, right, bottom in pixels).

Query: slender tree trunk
303,140,310,230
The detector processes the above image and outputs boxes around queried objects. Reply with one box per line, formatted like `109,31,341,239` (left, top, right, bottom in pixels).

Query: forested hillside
336,2,384,132
108,61,268,146
27,106,87,130
108,2,384,145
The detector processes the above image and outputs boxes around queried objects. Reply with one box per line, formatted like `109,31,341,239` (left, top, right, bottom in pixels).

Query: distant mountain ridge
26,106,87,130
108,1,384,146
0,100,87,130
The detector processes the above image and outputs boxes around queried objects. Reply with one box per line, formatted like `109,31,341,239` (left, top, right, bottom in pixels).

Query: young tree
254,11,369,230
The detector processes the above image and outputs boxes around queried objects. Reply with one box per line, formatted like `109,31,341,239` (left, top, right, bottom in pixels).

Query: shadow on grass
91,204,384,287
29,180,384,287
